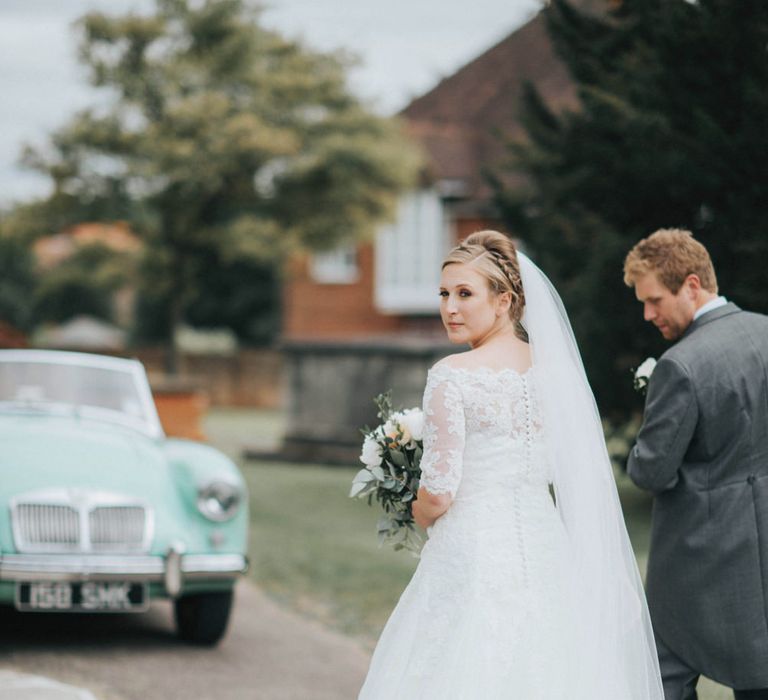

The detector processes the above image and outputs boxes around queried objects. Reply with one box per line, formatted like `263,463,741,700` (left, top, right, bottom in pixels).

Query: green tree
32,244,133,325
18,0,418,370
493,0,768,419
0,229,36,332
135,252,279,345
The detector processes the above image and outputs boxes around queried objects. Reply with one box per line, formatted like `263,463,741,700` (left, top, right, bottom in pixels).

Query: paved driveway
0,581,370,700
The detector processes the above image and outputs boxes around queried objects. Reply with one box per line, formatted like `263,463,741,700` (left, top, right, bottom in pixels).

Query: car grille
12,500,149,553
89,506,146,550
15,504,80,549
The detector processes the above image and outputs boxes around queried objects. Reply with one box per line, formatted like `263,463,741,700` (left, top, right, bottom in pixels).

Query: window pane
375,189,450,313
310,244,359,284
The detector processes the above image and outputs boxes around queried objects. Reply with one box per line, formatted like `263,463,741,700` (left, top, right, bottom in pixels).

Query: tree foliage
17,0,418,367
32,244,134,325
493,0,768,419
134,251,279,345
0,231,36,332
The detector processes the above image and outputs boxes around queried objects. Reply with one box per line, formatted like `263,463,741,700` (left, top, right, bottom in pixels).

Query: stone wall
268,338,453,465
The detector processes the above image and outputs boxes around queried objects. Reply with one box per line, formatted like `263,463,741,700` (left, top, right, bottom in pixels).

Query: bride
358,231,664,699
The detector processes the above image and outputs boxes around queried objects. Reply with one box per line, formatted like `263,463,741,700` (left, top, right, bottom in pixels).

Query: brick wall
282,243,406,339
454,217,502,240
281,215,503,341
0,322,28,349
136,348,284,409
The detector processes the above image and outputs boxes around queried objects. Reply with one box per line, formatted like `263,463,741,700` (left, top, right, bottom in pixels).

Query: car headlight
196,480,242,522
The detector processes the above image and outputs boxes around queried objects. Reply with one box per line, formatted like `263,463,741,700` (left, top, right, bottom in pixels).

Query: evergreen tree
494,0,768,419
15,0,418,370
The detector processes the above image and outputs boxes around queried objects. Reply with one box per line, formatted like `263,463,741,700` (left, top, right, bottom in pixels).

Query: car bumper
0,552,247,596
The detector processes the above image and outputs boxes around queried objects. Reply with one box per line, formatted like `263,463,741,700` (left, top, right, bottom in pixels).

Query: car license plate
15,581,148,612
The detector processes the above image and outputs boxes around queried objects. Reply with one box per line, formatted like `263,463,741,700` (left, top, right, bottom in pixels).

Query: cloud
0,0,540,205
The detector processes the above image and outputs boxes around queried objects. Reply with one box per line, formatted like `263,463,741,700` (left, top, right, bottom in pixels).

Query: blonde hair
623,228,718,294
442,230,525,323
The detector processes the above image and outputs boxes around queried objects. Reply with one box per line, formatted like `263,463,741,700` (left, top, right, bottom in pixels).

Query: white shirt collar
694,296,727,321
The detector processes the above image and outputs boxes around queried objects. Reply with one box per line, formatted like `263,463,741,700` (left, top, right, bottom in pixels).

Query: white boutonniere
633,357,657,395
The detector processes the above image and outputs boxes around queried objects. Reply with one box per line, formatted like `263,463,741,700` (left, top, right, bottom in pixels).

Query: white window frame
374,189,451,314
309,244,359,285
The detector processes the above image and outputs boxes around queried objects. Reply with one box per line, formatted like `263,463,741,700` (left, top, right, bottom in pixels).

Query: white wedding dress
359,363,582,699
359,253,664,700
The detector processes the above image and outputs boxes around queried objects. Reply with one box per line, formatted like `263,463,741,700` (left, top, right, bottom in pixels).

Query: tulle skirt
358,487,596,699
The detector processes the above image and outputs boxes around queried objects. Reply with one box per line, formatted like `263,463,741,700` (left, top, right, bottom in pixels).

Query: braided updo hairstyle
442,230,526,330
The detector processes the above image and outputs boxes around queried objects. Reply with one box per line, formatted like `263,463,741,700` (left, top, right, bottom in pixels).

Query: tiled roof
33,221,141,269
401,11,577,205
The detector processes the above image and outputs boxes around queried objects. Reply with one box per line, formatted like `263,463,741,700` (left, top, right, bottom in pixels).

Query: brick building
277,9,582,462
0,322,27,349
282,9,577,343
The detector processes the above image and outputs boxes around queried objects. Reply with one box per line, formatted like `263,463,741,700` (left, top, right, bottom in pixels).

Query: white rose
399,408,424,443
384,411,409,443
635,357,657,381
359,434,383,468
383,416,399,439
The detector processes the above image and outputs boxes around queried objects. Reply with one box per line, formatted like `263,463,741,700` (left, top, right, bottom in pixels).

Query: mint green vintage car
0,349,248,645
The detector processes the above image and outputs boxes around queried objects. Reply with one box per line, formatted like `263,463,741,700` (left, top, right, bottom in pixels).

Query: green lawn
244,461,418,642
204,408,730,698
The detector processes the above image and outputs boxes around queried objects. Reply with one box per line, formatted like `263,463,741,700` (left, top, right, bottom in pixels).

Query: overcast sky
0,0,542,206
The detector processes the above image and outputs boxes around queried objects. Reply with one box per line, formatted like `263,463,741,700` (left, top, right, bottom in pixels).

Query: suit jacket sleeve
627,356,699,493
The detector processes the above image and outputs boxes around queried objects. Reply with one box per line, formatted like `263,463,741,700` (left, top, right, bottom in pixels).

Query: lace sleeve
419,369,466,498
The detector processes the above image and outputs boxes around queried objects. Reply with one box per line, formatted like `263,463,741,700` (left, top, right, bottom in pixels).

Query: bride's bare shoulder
431,341,532,374
431,351,479,372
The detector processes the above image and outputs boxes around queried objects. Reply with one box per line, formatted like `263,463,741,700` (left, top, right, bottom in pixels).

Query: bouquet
349,392,424,554
633,357,657,395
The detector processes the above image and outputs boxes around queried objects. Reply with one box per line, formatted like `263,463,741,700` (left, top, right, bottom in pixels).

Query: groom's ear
684,274,702,291
682,274,703,298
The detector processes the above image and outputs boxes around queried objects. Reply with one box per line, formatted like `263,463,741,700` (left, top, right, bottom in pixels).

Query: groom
623,229,768,700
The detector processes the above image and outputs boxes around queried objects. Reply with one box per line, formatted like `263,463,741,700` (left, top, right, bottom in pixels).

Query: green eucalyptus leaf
370,465,386,480
352,468,375,483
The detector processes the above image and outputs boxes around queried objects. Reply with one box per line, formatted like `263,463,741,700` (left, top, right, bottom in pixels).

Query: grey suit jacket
628,303,768,688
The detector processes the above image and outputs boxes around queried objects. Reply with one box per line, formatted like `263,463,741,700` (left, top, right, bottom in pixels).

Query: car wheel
174,590,234,645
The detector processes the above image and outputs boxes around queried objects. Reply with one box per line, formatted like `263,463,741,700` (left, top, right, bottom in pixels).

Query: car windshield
0,360,150,428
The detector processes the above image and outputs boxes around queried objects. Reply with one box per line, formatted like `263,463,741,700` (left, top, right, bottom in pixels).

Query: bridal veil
518,253,664,698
